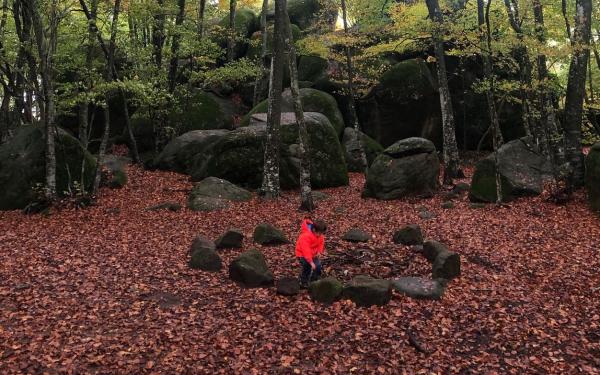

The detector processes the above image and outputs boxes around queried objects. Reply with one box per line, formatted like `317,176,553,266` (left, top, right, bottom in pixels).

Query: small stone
443,192,459,201
393,224,423,245
452,182,470,194
189,247,222,272
418,210,435,220
342,228,371,243
145,202,182,211
342,276,392,307
189,234,216,255
276,277,300,296
391,277,446,300
229,249,274,287
441,201,455,209
215,229,244,249
253,223,289,245
469,202,487,209
423,240,461,280
309,277,343,304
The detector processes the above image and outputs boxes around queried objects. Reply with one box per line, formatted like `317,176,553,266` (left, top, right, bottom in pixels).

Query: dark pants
298,257,322,284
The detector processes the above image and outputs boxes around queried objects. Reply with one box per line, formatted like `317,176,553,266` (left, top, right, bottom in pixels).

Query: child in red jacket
295,217,327,287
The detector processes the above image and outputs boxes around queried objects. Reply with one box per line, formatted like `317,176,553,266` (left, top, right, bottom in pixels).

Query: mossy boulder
154,129,229,173
342,276,392,307
342,127,384,172
190,177,252,202
309,277,343,304
423,240,461,280
229,248,274,287
241,88,345,136
217,8,259,59
170,89,236,133
357,58,442,148
253,223,289,245
469,137,552,203
585,143,600,212
189,246,222,272
276,0,337,30
363,137,440,200
190,112,348,189
215,228,244,249
392,224,423,245
0,126,96,210
298,55,328,83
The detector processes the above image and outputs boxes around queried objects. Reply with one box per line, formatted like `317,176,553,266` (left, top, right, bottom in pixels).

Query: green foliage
193,58,261,89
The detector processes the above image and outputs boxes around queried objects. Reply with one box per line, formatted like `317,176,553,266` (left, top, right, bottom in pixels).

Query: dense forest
0,0,599,373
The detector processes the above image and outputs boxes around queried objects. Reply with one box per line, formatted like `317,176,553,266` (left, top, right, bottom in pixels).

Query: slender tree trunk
197,0,206,38
152,0,165,68
93,103,110,194
261,0,284,198
0,86,10,142
282,0,314,211
562,0,572,40
532,0,563,167
478,0,503,203
588,56,594,102
168,0,186,92
341,0,368,173
228,0,237,62
28,0,58,198
79,0,98,149
252,0,268,107
563,0,592,187
426,0,462,184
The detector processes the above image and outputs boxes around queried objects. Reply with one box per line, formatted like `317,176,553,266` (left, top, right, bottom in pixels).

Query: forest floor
1,161,599,374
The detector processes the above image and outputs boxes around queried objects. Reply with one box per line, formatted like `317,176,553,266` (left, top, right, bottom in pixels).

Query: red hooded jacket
295,219,325,263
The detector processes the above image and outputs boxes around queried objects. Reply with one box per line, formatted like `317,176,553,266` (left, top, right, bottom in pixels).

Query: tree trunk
93,103,110,194
425,0,462,184
168,0,186,92
252,0,269,107
282,0,314,211
197,0,206,38
478,0,503,203
341,0,368,173
261,0,284,199
152,0,165,68
532,0,563,167
562,0,572,40
28,0,58,198
563,0,592,187
228,0,237,62
79,0,98,149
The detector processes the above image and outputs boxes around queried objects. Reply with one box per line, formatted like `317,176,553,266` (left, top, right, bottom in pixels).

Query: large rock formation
357,59,442,148
241,88,345,136
586,143,600,212
363,137,440,200
342,127,384,172
469,137,552,203
186,112,348,189
0,126,96,210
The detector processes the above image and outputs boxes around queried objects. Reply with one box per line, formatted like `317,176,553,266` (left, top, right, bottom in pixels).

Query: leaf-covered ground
1,166,599,374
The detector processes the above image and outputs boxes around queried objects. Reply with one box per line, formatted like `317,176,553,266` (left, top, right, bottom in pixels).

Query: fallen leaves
0,165,599,373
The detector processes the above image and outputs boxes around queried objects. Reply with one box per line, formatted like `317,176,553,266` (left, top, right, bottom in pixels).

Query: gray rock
363,137,440,200
309,277,343,304
228,249,274,287
276,277,301,296
342,127,384,172
393,224,423,245
253,223,289,245
343,276,392,307
418,210,435,220
441,201,455,209
154,129,229,173
190,177,252,202
215,229,244,249
391,277,446,300
187,195,228,212
145,202,182,211
342,228,371,243
189,234,216,255
469,137,553,203
189,246,222,272
452,182,470,194
423,240,461,280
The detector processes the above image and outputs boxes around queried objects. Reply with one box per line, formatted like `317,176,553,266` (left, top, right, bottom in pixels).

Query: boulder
154,130,230,174
169,90,238,133
217,8,259,59
392,224,423,245
469,137,552,203
241,88,345,136
0,126,96,210
452,182,470,194
189,234,216,255
342,127,384,172
265,0,337,30
309,277,343,304
228,248,274,287
363,137,440,200
253,223,289,245
423,240,461,280
342,228,371,243
357,59,442,148
298,55,329,84
441,201,454,209
190,112,348,189
215,229,244,249
585,143,600,212
342,276,392,307
189,246,222,272
187,196,229,212
391,277,446,300
190,177,252,202
276,277,301,296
